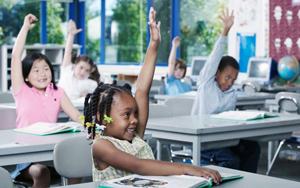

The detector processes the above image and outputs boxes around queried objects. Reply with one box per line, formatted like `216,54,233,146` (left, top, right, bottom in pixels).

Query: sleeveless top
92,135,154,181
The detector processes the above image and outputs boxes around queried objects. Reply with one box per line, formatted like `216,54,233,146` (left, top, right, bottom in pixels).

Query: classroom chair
164,97,194,116
0,167,14,188
266,92,300,175
53,135,93,185
156,97,195,162
241,80,261,93
0,92,14,103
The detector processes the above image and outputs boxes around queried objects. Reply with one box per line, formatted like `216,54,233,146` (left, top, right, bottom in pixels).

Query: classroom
0,0,300,188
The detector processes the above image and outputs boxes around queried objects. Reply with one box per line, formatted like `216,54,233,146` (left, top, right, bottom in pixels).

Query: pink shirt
13,83,64,128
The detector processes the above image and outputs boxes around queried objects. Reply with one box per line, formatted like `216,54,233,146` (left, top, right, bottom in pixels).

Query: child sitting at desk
191,9,260,172
10,14,82,188
83,7,221,184
58,20,99,100
164,36,192,95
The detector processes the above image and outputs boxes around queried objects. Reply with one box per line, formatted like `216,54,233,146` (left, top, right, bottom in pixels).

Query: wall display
270,1,300,61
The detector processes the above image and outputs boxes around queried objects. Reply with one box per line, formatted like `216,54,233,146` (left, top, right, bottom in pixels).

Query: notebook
211,110,278,121
14,122,82,136
99,172,243,188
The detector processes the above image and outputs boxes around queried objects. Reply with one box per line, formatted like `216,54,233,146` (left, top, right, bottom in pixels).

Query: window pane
180,0,228,65
0,0,40,45
153,0,171,64
86,0,100,63
47,1,69,44
106,0,147,64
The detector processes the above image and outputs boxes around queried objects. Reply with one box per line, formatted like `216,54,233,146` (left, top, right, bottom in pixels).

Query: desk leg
156,139,161,160
267,141,273,169
192,137,201,166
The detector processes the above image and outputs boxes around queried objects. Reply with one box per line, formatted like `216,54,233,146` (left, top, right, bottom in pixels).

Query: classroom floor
257,142,300,182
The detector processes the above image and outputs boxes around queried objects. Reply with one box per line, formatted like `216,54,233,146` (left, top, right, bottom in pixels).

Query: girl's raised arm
11,14,37,92
167,36,180,76
62,20,82,67
135,7,161,138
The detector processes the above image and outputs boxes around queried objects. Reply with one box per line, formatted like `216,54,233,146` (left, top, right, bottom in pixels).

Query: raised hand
67,20,82,36
149,7,161,46
23,14,38,30
219,8,234,36
172,36,180,48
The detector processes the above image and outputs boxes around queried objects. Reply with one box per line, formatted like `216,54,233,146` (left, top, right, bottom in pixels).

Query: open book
14,122,81,136
211,110,278,121
100,172,242,188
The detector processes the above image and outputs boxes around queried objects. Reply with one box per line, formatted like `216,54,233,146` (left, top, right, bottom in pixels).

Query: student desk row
1,113,300,167
145,113,300,168
55,165,300,188
0,130,85,166
154,91,275,110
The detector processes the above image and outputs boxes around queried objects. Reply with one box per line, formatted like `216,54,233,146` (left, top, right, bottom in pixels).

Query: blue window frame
39,0,181,65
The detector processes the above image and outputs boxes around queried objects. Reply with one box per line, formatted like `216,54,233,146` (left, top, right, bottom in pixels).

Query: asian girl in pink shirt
10,14,82,188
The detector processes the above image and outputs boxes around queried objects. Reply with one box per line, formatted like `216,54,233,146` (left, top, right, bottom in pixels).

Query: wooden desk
0,130,84,166
146,114,300,166
54,165,300,188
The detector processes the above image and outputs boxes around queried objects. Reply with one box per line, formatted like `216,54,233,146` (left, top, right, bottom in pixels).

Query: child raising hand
165,36,192,95
58,20,99,100
10,14,81,188
83,7,221,184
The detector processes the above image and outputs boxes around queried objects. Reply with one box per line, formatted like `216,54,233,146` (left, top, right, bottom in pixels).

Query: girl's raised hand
172,36,180,48
219,8,234,36
149,7,161,46
23,14,38,30
67,20,82,36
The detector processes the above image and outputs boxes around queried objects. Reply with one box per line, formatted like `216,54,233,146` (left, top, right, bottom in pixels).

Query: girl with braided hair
83,7,221,184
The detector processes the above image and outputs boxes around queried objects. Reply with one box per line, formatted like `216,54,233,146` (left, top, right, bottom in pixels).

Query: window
180,0,228,65
0,0,40,45
153,0,171,64
0,0,70,45
102,0,147,64
85,0,101,63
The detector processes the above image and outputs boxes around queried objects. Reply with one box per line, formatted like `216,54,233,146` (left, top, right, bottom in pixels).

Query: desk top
54,165,300,188
154,91,275,102
0,130,84,156
147,113,300,135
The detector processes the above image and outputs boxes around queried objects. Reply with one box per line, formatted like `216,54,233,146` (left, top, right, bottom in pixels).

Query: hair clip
85,122,95,128
103,114,113,124
79,115,85,126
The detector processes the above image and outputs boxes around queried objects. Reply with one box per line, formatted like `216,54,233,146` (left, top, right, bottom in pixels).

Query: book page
106,175,209,188
211,110,276,121
14,122,81,135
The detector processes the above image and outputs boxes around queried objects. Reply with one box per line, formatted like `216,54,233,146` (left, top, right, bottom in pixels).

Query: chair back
275,92,300,114
165,97,194,116
53,136,93,179
241,81,261,93
0,167,14,188
0,92,14,103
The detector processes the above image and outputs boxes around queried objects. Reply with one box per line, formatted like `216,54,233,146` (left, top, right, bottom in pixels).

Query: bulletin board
269,0,300,61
